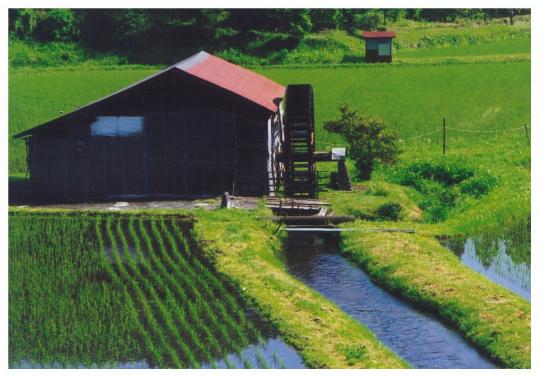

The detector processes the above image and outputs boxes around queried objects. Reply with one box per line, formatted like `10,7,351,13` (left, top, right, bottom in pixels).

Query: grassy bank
193,209,408,368
339,229,530,368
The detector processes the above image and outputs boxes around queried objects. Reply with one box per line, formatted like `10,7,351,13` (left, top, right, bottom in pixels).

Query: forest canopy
9,9,529,65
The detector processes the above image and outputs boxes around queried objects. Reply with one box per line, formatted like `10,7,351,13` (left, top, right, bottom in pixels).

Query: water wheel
281,84,317,198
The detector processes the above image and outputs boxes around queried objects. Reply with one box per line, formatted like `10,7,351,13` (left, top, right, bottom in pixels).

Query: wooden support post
221,191,231,209
442,117,446,155
524,123,530,145
337,160,352,191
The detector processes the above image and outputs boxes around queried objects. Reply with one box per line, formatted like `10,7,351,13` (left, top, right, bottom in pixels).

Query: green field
9,212,295,368
8,32,531,369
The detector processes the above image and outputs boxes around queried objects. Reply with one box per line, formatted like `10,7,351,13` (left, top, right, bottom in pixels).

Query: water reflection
444,237,530,301
12,336,304,369
284,232,497,369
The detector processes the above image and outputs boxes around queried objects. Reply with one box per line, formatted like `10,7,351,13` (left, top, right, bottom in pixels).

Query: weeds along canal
283,231,498,369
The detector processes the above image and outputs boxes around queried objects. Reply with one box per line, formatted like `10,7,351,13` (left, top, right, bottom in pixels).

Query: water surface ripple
284,233,497,369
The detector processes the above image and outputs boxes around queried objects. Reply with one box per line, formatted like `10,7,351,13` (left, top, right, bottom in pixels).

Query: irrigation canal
284,232,498,369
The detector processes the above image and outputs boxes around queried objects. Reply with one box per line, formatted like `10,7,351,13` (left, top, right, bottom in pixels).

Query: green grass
8,210,279,368
9,38,131,68
396,38,530,59
322,181,421,222
340,229,531,368
258,61,530,145
392,20,530,51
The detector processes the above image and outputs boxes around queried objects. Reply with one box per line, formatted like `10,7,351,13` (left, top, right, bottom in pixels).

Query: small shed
362,31,396,63
14,51,286,202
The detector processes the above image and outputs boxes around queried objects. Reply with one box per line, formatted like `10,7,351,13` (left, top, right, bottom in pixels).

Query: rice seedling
114,218,198,367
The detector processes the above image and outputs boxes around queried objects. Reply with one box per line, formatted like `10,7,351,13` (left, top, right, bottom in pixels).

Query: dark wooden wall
26,69,274,201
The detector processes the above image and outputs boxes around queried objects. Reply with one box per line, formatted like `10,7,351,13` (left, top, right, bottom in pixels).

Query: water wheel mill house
15,51,349,202
362,31,396,63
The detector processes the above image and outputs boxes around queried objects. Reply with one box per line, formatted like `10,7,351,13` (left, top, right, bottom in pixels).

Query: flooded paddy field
9,212,304,369
443,228,530,301
284,232,498,369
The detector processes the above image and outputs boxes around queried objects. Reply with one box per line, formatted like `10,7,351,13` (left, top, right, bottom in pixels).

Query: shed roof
14,51,285,138
362,31,396,39
176,52,285,112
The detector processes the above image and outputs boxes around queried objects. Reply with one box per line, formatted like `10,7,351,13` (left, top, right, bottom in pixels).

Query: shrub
459,173,498,198
394,160,474,188
418,186,459,222
349,202,402,221
324,105,401,180
375,203,403,221
389,159,496,222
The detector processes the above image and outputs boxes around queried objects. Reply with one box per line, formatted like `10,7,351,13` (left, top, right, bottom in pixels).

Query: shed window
378,41,391,56
91,116,144,137
366,39,378,50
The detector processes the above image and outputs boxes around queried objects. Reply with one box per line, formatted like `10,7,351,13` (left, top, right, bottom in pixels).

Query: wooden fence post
442,117,446,155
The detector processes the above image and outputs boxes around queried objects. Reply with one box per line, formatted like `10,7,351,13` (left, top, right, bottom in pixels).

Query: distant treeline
9,9,530,63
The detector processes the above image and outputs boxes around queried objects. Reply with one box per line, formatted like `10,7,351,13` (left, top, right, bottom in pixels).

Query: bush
375,203,403,221
354,10,385,31
459,173,498,198
390,159,497,222
349,202,402,221
393,160,474,188
324,105,401,180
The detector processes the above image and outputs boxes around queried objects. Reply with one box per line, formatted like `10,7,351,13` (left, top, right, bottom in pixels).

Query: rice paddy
9,211,304,368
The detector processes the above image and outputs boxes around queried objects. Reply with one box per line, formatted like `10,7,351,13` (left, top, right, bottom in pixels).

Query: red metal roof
175,51,285,112
362,31,396,39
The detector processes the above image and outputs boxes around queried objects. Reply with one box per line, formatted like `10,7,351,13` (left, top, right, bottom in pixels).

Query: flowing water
284,232,497,369
443,237,530,301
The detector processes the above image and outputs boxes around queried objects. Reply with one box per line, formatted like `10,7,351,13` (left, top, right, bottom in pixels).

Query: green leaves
324,105,401,180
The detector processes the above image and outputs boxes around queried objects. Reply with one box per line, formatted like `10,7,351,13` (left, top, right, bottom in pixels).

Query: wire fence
445,126,525,133
314,119,531,157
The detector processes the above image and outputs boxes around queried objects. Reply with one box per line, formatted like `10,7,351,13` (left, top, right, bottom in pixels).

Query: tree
354,9,385,31
310,9,344,31
33,9,79,42
9,9,40,39
324,105,401,180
